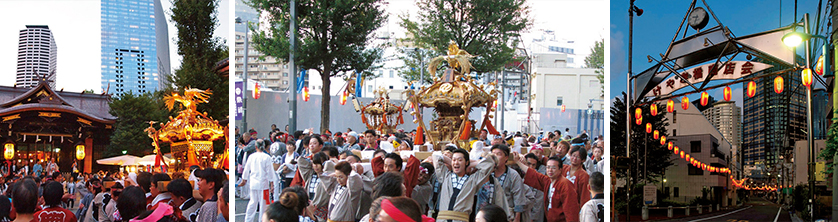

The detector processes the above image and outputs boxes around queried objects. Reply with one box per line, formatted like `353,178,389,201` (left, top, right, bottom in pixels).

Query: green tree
611,92,674,185
400,0,531,74
107,92,170,158
396,47,438,85
585,39,604,98
170,0,229,121
247,0,386,133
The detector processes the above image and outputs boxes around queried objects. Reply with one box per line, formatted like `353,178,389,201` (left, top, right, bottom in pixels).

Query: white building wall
532,53,602,112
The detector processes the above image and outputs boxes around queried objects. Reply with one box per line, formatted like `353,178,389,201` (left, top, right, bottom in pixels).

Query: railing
642,204,724,220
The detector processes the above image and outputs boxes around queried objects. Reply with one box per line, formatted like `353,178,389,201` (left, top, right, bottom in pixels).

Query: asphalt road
659,197,792,222
235,196,250,222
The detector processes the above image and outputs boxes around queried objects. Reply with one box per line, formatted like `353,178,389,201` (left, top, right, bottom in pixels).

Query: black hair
309,135,324,146
197,168,227,194
384,153,403,170
152,173,172,187
373,149,387,157
12,179,37,214
420,162,434,176
590,172,604,193
325,146,339,158
117,186,146,221
264,192,300,222
452,148,470,167
346,154,362,163
0,195,10,220
43,181,64,206
294,130,304,139
570,145,587,161
167,178,192,199
334,161,352,176
490,144,510,157
220,181,229,204
547,156,563,169
478,204,508,222
444,145,457,153
137,172,153,193
524,153,542,169
385,197,423,222
311,152,329,167
282,186,309,214
364,129,378,137
372,172,404,199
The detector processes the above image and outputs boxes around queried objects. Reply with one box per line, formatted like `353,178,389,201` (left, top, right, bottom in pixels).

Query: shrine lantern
561,104,566,112
681,97,689,110
650,104,658,116
340,91,348,105
774,76,784,93
723,86,732,101
700,92,709,106
802,68,813,88
303,86,310,102
816,55,824,75
645,123,652,133
635,108,642,125
667,141,673,150
252,82,261,99
75,143,85,160
660,136,666,145
747,81,757,98
653,130,659,140
3,142,13,160
666,99,675,113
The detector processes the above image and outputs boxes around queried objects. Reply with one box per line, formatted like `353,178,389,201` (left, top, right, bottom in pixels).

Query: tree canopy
107,91,170,157
585,39,604,98
611,92,674,185
248,0,387,133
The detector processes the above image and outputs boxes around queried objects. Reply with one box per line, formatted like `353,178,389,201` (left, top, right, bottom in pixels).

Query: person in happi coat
371,152,420,197
318,161,362,222
510,152,580,222
561,146,591,205
297,152,334,221
431,148,497,222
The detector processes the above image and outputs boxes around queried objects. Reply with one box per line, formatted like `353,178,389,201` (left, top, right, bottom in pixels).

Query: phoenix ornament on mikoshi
146,87,226,171
403,42,498,150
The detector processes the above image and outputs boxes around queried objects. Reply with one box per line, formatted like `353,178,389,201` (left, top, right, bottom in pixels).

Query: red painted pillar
85,138,93,173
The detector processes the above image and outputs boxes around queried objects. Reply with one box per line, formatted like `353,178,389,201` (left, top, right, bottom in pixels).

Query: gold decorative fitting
38,112,61,118
77,118,92,126
2,114,21,122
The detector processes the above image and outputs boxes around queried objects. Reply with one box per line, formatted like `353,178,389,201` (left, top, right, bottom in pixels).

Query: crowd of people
236,124,605,222
0,159,229,222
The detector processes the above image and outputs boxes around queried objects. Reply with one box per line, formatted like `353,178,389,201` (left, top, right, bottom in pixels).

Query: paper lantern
3,142,13,160
635,117,642,125
674,146,679,154
747,81,757,98
685,153,690,160
774,76,784,93
700,91,709,106
252,82,261,99
816,55,824,75
666,99,674,113
667,142,673,150
561,104,566,112
802,68,813,88
635,108,642,120
645,123,652,133
723,86,732,101
303,86,310,102
681,97,689,110
660,136,666,145
680,151,685,159
650,104,658,116
653,130,659,140
340,91,348,105
76,144,85,160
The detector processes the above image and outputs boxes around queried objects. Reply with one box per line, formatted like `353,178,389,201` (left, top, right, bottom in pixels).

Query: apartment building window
674,187,679,197
691,141,701,153
556,97,563,106
389,70,394,78
688,164,703,175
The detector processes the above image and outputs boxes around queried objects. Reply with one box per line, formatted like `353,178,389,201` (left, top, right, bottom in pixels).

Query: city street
657,197,794,222
235,195,249,222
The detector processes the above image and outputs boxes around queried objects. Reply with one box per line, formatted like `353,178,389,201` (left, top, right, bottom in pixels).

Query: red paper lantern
680,151,685,159
816,55,824,75
660,136,666,145
303,86,310,102
650,104,658,116
666,99,674,113
646,123,652,133
674,146,679,154
635,107,642,125
774,76,784,94
252,82,261,99
340,90,348,105
653,130,659,140
723,86,732,101
700,91,709,106
681,97,690,110
685,153,690,160
561,104,566,112
667,142,673,150
802,68,813,88
747,81,757,98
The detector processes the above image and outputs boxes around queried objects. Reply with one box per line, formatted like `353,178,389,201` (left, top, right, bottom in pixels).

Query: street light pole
802,14,816,221
237,18,250,132
288,0,298,134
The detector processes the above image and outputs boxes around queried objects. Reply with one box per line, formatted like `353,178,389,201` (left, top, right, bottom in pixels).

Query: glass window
556,97,563,106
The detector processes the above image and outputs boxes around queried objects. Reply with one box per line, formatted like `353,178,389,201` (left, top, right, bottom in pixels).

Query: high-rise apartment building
702,101,742,148
16,25,57,89
234,32,292,91
742,70,806,169
101,0,169,96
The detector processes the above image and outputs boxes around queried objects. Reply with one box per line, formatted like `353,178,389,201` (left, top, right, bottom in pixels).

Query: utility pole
500,69,505,133
236,18,250,132
288,0,298,133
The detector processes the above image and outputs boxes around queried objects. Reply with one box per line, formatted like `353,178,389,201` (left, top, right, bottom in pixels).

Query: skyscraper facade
16,25,57,89
101,0,169,96
702,101,742,148
742,70,806,170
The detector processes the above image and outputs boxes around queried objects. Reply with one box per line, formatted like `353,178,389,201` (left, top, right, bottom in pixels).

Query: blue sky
610,0,830,107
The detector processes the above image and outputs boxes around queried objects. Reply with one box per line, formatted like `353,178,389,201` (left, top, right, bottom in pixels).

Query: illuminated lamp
646,123,652,133
700,91,709,106
303,86,310,102
666,99,674,113
650,104,658,116
802,68,813,88
681,97,689,110
667,141,673,150
774,76,784,93
660,136,666,145
723,86,732,101
3,141,13,160
75,143,85,160
653,130,659,140
747,81,757,98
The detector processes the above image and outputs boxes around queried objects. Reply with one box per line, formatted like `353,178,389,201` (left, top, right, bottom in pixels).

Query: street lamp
780,13,827,221
236,17,250,132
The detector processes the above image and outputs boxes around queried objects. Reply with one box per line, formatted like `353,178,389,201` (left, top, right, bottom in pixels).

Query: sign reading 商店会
644,61,773,97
